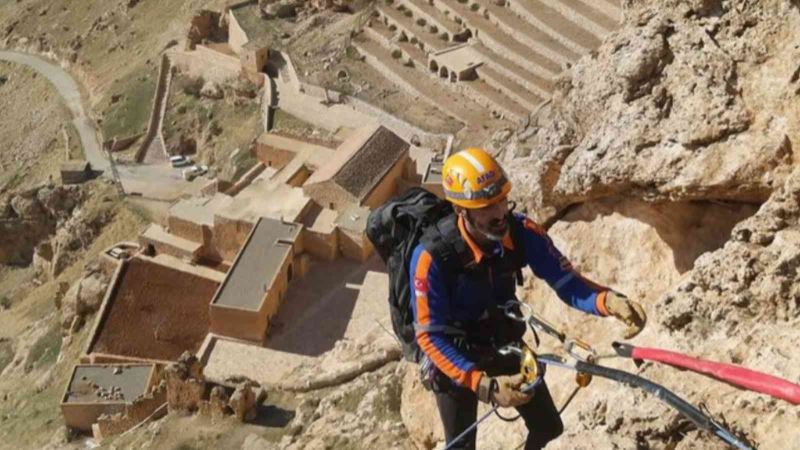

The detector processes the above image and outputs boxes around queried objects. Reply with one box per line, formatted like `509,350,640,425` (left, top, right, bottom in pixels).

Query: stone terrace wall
169,45,241,83
279,51,450,149
134,54,171,162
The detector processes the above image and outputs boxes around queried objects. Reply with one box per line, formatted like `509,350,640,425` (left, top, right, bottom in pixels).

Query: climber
408,147,647,449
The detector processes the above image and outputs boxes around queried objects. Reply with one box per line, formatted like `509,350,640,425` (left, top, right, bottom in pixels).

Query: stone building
60,364,159,432
208,217,305,343
303,124,410,211
60,161,92,185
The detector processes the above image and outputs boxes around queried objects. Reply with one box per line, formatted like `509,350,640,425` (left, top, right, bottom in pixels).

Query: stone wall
361,153,407,209
224,162,266,196
103,134,142,152
302,227,339,261
167,215,212,247
338,228,373,262
134,55,171,162
210,215,255,263
254,143,295,170
92,383,167,440
262,73,274,132
303,181,357,212
279,51,449,149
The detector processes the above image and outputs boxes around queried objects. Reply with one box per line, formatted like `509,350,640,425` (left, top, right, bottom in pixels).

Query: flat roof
301,203,338,234
212,217,301,310
64,364,153,404
142,224,203,254
217,171,312,223
169,197,216,227
257,132,337,170
430,44,484,73
89,257,218,362
335,204,370,233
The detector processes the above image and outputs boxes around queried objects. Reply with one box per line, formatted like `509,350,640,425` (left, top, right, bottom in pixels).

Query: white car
181,164,208,181
170,155,192,168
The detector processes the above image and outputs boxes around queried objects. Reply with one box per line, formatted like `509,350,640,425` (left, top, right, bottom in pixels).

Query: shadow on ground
265,254,386,356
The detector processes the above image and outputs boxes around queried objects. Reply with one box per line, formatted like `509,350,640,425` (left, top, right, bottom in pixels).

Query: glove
604,291,647,339
477,373,533,408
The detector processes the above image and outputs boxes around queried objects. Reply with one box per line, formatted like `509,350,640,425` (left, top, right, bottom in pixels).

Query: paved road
0,50,209,203
0,50,109,172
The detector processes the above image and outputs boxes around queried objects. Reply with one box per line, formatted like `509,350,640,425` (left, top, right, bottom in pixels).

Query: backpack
366,187,527,362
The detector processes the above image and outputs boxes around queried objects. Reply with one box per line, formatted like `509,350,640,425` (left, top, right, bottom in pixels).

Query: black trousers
432,356,564,450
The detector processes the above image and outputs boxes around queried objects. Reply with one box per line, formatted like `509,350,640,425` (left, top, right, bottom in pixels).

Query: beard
476,216,508,242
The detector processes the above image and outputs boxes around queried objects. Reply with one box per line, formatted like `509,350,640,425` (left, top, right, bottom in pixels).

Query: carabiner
500,299,531,322
564,338,597,363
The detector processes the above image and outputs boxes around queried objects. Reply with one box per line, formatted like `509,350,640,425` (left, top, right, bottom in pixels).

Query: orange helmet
441,147,511,209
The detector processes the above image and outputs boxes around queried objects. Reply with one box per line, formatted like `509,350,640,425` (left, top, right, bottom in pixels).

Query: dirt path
0,50,109,172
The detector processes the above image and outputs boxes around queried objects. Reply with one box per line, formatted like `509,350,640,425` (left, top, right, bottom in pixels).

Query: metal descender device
498,300,594,399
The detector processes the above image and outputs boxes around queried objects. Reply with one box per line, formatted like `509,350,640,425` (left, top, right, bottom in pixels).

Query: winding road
0,50,206,201
0,50,108,172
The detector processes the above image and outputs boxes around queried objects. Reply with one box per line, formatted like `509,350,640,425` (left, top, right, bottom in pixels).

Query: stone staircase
356,0,623,128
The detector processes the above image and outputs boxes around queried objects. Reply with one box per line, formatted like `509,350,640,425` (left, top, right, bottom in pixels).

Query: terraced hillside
353,0,622,128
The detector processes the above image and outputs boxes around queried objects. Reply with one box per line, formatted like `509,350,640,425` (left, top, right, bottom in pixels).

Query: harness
417,213,526,343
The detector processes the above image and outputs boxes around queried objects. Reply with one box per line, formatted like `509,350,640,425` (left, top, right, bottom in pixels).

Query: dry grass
0,62,79,192
0,0,233,142
0,182,149,448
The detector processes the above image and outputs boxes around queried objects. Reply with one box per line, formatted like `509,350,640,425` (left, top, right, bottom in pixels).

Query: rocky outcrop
58,263,112,335
165,352,263,423
513,170,800,450
279,363,411,450
0,184,84,265
506,0,800,223
442,1,800,449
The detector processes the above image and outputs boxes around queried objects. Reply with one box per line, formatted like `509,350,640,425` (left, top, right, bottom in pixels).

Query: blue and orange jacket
409,213,611,392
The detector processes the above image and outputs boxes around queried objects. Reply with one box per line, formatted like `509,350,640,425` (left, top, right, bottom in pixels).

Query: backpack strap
420,214,475,280
506,213,527,286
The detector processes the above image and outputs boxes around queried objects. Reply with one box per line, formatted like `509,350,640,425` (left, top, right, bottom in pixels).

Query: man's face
464,198,510,241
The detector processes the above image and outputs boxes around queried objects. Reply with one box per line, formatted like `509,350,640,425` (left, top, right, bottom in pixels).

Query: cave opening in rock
522,197,762,330
545,198,761,301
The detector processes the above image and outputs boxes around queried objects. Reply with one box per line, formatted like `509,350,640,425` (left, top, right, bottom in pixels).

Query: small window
288,264,293,282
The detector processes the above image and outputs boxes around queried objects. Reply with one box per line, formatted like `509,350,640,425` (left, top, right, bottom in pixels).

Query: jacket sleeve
517,215,610,317
409,245,483,391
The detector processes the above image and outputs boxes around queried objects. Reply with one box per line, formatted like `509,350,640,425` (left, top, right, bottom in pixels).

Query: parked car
170,155,192,168
181,164,208,181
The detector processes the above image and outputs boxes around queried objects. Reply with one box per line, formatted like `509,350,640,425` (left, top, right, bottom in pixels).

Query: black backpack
366,187,526,362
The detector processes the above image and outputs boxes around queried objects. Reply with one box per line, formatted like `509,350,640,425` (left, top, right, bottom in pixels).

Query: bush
178,76,205,97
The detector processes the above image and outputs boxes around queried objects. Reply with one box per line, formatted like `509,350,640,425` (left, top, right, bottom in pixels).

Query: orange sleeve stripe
596,291,609,316
523,218,547,236
418,332,482,391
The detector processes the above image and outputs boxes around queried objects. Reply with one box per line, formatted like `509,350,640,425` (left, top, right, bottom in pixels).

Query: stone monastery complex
58,0,622,439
